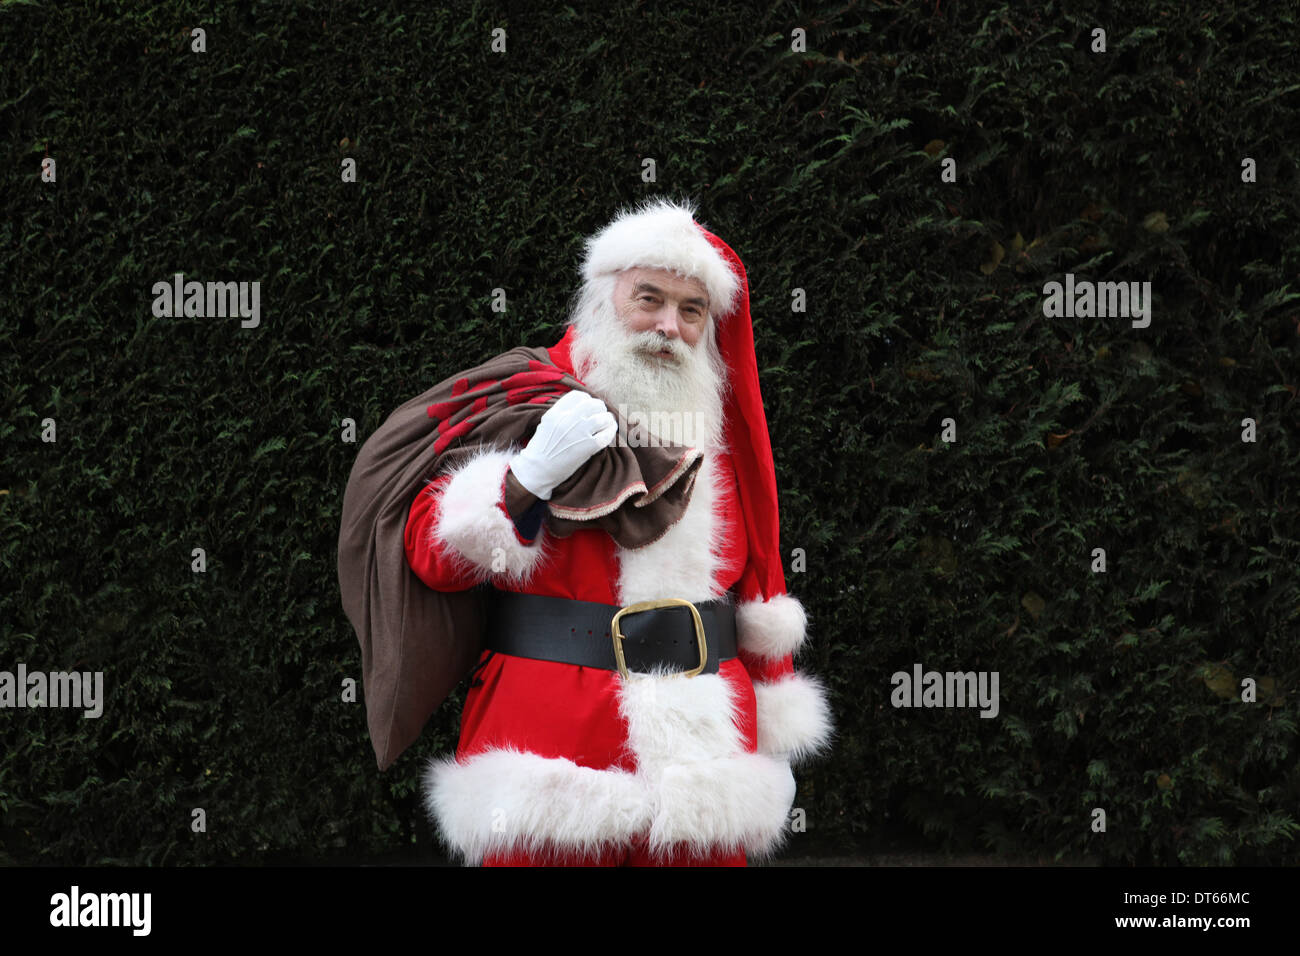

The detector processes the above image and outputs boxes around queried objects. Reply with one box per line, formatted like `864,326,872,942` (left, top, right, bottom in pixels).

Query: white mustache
629,331,688,363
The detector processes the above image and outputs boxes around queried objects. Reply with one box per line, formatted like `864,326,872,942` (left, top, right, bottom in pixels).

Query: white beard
569,290,729,453
567,278,733,604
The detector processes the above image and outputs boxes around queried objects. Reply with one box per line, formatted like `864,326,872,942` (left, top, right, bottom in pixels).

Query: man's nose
653,305,679,337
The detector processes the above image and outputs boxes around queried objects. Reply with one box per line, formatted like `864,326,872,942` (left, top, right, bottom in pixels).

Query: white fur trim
424,750,651,865
619,668,741,767
615,453,729,604
736,593,808,660
620,668,793,855
648,752,795,856
582,197,742,320
431,447,547,585
753,672,834,765
427,668,798,863
426,746,794,864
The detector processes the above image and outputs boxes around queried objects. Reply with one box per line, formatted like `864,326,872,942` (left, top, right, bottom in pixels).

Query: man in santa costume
403,197,832,866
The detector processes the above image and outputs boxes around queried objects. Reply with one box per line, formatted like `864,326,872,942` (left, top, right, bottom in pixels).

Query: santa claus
402,197,832,866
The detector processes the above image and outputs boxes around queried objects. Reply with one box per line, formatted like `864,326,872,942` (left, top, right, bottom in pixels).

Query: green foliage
1,0,1297,865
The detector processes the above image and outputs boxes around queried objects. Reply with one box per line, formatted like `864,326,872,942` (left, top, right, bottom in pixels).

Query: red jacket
404,332,831,864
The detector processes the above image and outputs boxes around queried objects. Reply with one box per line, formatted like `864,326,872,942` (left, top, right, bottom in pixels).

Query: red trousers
482,835,746,867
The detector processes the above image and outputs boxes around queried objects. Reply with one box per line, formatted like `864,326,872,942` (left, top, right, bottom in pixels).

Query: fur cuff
753,672,833,764
736,593,808,661
432,448,547,584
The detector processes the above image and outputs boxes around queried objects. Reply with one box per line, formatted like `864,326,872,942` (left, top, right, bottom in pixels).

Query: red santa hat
574,197,785,603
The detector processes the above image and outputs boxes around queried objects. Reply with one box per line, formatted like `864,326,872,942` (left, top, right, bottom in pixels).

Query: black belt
484,590,737,677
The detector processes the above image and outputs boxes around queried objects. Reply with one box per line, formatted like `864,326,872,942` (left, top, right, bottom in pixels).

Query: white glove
508,390,618,500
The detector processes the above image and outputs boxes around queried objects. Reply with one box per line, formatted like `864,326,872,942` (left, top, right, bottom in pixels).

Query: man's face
612,267,711,360
570,265,727,448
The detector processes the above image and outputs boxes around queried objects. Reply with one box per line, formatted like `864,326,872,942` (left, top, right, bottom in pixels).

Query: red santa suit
403,199,832,865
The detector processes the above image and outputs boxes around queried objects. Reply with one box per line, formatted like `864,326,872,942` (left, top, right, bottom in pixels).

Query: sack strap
484,590,737,676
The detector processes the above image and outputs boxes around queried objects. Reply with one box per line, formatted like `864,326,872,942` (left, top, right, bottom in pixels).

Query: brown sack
337,344,700,770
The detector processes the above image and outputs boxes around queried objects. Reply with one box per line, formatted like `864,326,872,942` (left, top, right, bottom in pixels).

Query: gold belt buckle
610,598,708,679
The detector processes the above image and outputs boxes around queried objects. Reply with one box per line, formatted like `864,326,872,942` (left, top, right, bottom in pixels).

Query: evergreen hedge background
2,0,1297,866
